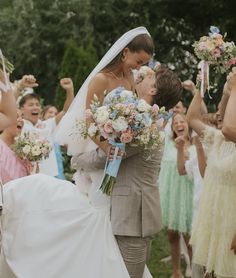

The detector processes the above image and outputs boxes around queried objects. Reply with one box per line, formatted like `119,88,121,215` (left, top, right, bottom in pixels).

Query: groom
71,66,182,278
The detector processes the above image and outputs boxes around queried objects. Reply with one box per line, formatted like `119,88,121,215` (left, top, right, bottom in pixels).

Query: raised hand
17,75,38,90
60,77,74,93
182,80,196,95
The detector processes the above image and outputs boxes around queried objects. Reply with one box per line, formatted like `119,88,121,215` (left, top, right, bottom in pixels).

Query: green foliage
1,0,236,108
55,39,98,109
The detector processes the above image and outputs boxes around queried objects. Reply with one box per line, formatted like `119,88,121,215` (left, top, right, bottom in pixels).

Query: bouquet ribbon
99,141,126,195
199,60,210,98
105,141,126,177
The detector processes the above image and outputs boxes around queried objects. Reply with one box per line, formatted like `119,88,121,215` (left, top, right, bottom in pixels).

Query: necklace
108,71,124,80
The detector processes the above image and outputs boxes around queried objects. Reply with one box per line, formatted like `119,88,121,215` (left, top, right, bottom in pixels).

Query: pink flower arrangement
193,26,236,73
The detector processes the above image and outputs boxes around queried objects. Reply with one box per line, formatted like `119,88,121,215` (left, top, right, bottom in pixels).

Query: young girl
159,112,195,278
176,131,206,278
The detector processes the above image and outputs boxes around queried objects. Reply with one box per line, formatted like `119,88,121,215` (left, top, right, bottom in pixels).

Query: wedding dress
0,26,154,278
0,171,152,278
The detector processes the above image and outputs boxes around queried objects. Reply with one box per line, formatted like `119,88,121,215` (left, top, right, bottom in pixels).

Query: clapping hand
17,75,38,90
60,78,74,93
175,135,185,150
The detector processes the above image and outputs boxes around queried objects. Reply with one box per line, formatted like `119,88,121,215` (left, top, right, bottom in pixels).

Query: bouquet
0,49,14,74
78,86,166,195
193,26,236,97
193,26,236,74
12,132,52,173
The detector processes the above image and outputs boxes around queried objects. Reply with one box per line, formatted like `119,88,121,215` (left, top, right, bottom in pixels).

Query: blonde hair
171,113,192,141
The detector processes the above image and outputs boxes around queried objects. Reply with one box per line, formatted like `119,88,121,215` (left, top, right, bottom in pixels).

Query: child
19,78,74,177
159,112,195,278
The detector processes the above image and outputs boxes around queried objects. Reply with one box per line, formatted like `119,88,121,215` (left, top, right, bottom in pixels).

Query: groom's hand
108,146,125,161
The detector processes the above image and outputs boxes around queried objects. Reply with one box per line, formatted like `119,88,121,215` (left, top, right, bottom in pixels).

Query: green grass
148,229,187,278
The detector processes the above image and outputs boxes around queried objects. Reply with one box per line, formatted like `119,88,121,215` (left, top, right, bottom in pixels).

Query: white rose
22,145,31,155
137,99,151,112
88,123,98,137
112,117,128,132
120,90,134,98
139,131,150,145
95,106,110,124
31,145,41,156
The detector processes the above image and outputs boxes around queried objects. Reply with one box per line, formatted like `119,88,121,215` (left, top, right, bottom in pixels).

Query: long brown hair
103,34,154,72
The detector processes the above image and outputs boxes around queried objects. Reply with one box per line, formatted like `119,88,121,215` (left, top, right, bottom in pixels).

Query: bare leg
168,230,182,278
183,234,192,265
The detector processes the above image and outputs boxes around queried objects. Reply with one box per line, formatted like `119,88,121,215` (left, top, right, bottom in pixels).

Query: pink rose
130,112,136,119
212,47,221,58
103,120,113,134
152,104,159,114
120,132,133,143
228,57,236,66
198,41,208,50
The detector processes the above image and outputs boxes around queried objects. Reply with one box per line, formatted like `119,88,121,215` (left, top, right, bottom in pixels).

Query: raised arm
55,78,75,125
192,135,206,178
221,67,236,142
14,75,38,99
175,136,187,175
182,79,208,114
186,89,206,137
0,71,17,129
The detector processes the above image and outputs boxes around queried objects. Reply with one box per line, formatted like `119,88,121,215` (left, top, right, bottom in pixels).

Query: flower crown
134,66,155,84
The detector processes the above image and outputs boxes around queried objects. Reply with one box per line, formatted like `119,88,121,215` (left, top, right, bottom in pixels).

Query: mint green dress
159,124,194,234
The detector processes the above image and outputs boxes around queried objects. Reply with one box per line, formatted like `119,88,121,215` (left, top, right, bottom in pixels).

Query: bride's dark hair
103,34,154,72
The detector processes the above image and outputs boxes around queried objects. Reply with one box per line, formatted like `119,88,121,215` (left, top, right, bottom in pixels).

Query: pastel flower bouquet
78,86,166,195
0,49,14,74
12,132,52,173
193,26,236,97
193,26,236,74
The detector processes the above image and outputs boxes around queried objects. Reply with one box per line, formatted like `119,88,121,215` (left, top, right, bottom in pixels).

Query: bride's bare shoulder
89,72,109,86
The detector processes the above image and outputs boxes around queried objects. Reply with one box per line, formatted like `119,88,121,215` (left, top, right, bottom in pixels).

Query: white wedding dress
0,171,152,278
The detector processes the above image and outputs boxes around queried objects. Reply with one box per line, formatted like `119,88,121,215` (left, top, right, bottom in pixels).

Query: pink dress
0,139,28,184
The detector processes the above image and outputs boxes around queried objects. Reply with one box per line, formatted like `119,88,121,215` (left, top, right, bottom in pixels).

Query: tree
55,38,98,109
0,0,93,103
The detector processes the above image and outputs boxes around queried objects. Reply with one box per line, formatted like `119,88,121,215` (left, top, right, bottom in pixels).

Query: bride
0,27,154,278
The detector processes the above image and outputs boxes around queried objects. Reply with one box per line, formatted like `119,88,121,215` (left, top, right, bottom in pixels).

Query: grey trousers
115,235,152,278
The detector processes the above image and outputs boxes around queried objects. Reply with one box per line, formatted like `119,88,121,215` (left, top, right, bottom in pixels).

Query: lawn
148,229,187,278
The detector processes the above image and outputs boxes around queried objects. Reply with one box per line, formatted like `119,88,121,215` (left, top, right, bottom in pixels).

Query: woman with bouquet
0,26,182,277
187,67,236,278
0,110,30,184
0,27,156,278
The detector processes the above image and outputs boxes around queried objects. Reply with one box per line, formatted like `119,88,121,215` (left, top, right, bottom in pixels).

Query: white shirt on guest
22,118,59,177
